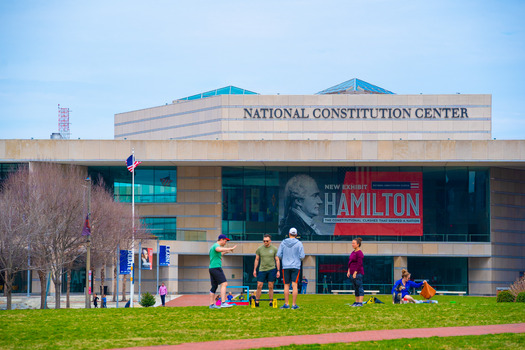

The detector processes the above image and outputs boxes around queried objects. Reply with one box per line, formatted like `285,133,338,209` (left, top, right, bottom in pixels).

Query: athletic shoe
255,302,260,307
291,304,300,310
220,302,234,308
280,304,290,309
350,302,357,307
356,303,363,307
269,302,273,307
209,304,220,309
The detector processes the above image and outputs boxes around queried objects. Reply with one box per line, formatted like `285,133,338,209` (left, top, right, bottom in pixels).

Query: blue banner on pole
159,245,170,266
119,250,133,275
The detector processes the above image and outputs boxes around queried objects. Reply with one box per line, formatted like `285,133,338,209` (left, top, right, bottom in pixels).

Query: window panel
408,257,468,292
141,217,177,240
317,255,393,294
89,166,177,203
222,166,490,242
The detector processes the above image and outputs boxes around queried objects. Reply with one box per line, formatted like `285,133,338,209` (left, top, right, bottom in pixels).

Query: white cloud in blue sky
1,0,524,139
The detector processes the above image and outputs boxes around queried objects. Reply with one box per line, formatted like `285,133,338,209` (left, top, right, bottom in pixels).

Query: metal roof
177,86,258,101
317,78,394,95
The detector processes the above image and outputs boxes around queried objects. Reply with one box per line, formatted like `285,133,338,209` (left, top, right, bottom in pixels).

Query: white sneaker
220,302,234,308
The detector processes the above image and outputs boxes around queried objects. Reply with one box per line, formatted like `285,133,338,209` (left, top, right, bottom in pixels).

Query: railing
223,229,490,243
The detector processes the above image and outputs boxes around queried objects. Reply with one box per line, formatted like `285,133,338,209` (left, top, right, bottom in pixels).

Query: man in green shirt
209,234,237,309
253,234,280,307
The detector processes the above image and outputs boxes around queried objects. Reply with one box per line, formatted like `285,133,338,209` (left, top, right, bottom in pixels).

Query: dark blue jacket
391,279,424,299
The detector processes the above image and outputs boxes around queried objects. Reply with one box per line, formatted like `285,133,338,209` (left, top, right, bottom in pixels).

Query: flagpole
85,177,92,309
116,244,119,309
130,148,135,308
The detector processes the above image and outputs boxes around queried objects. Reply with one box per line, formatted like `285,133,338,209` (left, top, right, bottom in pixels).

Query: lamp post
85,177,92,309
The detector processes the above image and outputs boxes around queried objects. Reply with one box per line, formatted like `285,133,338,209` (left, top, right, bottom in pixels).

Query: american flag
126,155,142,172
160,176,172,187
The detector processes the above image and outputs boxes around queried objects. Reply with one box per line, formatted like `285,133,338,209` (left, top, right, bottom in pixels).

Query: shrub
497,290,515,303
140,292,156,307
516,292,525,303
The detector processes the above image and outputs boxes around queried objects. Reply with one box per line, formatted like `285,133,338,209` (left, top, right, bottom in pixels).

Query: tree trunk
121,274,127,301
37,270,47,309
4,271,12,310
101,265,105,298
53,271,62,309
66,268,71,308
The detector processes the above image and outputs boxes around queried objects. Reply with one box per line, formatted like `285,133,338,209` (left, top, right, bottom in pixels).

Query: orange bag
420,281,436,299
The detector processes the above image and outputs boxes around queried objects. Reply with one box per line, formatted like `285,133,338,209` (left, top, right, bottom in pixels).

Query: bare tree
28,163,86,309
1,163,150,309
0,169,31,310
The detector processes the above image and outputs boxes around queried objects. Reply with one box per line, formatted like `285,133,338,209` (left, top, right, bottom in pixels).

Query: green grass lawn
269,333,525,349
0,295,524,350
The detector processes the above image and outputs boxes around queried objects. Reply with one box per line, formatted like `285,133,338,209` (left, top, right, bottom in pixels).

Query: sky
1,0,524,140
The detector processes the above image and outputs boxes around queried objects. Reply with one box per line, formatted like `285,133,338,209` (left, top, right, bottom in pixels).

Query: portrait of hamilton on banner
279,174,325,237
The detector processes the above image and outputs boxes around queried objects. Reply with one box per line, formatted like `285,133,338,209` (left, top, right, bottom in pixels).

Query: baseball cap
218,234,230,241
289,228,298,235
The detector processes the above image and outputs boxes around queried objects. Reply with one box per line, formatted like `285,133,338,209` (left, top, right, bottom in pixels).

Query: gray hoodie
277,237,305,269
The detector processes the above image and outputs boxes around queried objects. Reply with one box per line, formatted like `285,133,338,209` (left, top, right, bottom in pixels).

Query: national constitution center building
1,79,524,296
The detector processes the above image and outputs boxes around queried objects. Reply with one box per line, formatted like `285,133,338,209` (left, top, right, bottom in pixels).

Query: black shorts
282,269,300,285
257,268,277,283
209,267,227,293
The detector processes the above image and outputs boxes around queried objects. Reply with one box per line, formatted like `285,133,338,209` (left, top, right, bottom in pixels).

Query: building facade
1,80,524,297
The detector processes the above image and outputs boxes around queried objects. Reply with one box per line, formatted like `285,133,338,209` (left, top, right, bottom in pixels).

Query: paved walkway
111,323,525,350
165,294,208,307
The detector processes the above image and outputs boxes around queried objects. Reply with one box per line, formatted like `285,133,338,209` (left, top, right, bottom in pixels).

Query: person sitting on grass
392,269,426,304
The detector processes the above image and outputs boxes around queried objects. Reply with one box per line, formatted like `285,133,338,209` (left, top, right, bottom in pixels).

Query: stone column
393,256,407,281
165,253,179,295
302,255,316,294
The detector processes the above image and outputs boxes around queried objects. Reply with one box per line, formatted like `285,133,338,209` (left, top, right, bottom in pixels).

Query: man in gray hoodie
277,227,305,309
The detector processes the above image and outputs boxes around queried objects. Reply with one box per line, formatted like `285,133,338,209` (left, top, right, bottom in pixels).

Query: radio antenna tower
58,104,71,139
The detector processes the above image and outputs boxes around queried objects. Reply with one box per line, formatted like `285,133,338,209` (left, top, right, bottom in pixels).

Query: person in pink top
158,282,168,306
346,237,365,307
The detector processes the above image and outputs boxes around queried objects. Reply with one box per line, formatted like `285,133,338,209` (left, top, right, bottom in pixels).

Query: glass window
141,217,177,240
242,255,292,293
222,167,490,242
317,255,393,294
0,163,22,185
408,257,468,292
61,268,85,294
89,167,177,203
2,270,30,294
223,167,280,241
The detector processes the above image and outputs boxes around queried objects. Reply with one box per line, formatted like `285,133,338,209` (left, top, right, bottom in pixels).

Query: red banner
331,172,423,236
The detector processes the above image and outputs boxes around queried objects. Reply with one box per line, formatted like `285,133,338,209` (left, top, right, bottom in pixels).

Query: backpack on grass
364,296,384,304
